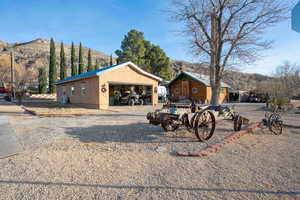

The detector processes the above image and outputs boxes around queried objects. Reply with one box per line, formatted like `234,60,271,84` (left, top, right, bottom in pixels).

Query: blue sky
0,0,299,75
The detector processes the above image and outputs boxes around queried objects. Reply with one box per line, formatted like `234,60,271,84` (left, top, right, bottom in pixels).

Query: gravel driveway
0,103,299,200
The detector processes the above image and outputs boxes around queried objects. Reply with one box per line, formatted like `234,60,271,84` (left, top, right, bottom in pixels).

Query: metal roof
55,61,163,85
169,71,231,88
292,1,300,33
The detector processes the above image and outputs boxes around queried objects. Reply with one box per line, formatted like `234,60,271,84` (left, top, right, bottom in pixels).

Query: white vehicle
158,86,168,102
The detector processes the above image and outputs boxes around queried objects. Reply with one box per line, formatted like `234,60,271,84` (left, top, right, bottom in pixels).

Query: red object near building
0,86,9,93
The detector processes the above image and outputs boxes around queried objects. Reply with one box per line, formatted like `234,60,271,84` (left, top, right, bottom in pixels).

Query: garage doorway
108,83,153,106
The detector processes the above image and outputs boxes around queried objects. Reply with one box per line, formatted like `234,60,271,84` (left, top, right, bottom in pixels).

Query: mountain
0,38,113,85
0,38,272,91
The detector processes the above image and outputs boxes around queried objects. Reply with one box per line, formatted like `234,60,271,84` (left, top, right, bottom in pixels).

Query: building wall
169,78,228,104
169,79,207,103
56,76,100,108
98,64,158,109
206,87,228,104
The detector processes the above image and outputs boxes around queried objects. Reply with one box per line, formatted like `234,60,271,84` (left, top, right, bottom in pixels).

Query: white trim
96,61,163,82
70,85,75,96
81,83,86,96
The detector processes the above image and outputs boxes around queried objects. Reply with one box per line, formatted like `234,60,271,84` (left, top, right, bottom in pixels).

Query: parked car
248,96,262,103
0,86,9,93
158,86,168,102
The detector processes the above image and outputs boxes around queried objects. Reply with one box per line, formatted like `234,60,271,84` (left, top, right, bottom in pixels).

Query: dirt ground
21,101,159,116
0,102,299,200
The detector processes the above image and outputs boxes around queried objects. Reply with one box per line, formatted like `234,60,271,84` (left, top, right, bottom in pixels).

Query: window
174,88,180,94
81,84,86,95
192,87,198,94
71,86,75,96
220,88,225,94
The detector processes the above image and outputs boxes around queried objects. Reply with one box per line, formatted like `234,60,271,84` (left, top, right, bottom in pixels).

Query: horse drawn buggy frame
146,102,284,143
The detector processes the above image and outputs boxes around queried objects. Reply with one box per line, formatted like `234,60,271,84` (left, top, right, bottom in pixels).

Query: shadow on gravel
64,123,198,144
254,106,269,111
64,122,233,149
0,111,26,115
0,180,299,196
284,124,300,129
78,114,146,117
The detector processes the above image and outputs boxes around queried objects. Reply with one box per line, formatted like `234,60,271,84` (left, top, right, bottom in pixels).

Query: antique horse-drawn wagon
146,103,222,142
146,102,283,142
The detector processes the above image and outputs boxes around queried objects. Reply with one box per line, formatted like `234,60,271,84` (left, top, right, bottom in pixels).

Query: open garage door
108,82,153,106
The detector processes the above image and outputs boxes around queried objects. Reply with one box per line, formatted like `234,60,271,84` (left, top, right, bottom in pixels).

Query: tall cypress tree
87,48,93,72
38,68,47,94
110,54,113,66
60,42,67,80
49,38,57,93
71,42,77,76
94,59,100,69
78,42,84,74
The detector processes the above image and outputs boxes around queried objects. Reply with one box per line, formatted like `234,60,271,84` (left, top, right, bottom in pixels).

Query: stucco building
168,71,230,104
55,62,162,109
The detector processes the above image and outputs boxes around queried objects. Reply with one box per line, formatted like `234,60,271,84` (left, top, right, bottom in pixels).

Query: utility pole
10,51,15,99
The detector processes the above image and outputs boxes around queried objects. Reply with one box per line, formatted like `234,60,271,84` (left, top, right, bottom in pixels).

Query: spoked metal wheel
224,112,234,120
194,110,216,142
181,113,198,132
268,113,283,135
161,120,179,132
269,120,283,135
233,114,243,131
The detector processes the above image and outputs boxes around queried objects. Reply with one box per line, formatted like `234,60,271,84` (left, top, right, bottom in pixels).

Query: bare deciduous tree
0,66,10,86
169,0,290,105
275,61,300,98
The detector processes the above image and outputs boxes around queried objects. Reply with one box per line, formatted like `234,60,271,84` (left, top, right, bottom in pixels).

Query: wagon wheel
233,115,242,131
181,113,190,129
194,110,216,142
182,113,198,132
269,120,283,135
268,113,283,135
161,120,179,132
224,112,234,120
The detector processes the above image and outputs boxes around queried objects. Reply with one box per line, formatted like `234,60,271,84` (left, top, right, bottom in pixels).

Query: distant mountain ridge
0,38,272,91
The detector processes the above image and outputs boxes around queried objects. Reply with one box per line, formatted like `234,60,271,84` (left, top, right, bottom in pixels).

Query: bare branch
169,0,289,105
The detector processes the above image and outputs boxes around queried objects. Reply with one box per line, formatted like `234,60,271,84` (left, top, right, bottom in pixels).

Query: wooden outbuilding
168,71,230,104
55,62,162,109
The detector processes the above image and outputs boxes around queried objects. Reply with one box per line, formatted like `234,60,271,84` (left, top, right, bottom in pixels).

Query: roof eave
168,71,231,88
96,61,163,82
55,74,98,85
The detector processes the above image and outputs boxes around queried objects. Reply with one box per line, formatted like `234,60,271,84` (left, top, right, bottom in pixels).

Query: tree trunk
209,13,222,106
211,86,219,106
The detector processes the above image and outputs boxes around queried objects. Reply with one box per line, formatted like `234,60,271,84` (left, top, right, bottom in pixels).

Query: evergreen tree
60,42,67,80
49,38,57,93
71,42,77,76
115,29,146,66
115,29,172,80
87,48,93,72
94,59,100,69
110,54,113,66
38,68,47,94
144,44,172,80
78,42,85,74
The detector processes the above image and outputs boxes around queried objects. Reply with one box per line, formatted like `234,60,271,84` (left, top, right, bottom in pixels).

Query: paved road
0,116,21,158
0,100,22,158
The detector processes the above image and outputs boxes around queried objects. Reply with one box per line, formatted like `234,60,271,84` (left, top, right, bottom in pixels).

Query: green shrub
270,97,289,111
